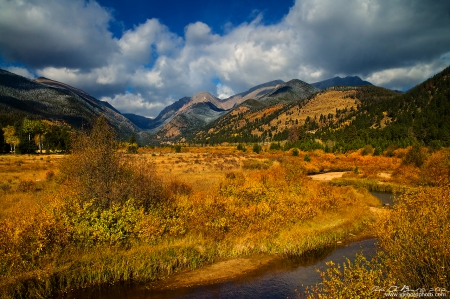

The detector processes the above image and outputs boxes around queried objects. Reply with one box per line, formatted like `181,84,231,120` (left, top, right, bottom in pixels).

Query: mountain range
2,67,448,149
0,69,150,142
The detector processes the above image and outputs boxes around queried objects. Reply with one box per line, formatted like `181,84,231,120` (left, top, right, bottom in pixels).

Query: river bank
65,239,378,299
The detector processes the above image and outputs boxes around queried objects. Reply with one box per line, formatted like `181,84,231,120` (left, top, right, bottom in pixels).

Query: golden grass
2,145,445,298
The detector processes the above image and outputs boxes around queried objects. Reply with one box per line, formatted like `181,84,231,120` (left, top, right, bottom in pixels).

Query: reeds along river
65,192,394,299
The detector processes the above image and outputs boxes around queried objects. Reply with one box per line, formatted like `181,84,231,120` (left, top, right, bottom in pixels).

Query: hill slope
311,76,373,89
0,69,143,141
192,80,321,144
129,80,288,141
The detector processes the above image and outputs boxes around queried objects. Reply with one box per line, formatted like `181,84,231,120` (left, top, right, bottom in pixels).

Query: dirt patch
377,172,392,179
308,172,347,181
153,254,277,289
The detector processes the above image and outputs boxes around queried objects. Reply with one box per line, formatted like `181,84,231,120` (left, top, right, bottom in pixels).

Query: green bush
402,144,427,168
127,143,138,154
252,144,262,154
237,143,247,152
360,145,374,156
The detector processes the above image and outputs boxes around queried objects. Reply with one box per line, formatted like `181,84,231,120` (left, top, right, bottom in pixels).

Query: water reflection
67,239,377,299
370,191,395,206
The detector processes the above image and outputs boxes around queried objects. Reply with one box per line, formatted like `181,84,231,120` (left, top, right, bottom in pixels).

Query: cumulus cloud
1,0,450,117
216,84,235,99
367,53,450,91
0,0,117,69
101,92,165,117
6,66,35,79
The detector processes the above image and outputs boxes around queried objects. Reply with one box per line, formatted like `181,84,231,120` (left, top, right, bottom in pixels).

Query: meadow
0,119,449,298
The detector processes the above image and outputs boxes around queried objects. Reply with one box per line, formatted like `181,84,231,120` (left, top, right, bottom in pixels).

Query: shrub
127,143,138,154
0,183,11,193
45,170,55,181
402,144,428,168
59,117,169,210
168,180,193,195
269,142,281,150
307,186,450,297
65,199,143,247
292,148,299,156
242,159,273,170
174,145,182,153
252,144,262,154
237,143,247,152
17,179,37,192
377,186,450,288
360,145,375,156
421,149,450,186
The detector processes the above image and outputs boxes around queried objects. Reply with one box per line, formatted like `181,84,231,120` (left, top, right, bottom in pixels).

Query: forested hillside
316,66,450,152
0,69,144,153
191,66,450,154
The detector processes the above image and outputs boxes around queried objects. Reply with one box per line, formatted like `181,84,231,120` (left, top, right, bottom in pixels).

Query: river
66,192,393,299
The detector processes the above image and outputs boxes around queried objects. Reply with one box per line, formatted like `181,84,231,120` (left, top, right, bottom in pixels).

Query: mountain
191,66,450,151
150,92,228,141
192,80,321,144
222,80,284,108
260,79,321,102
122,113,154,129
122,80,289,141
0,69,144,142
311,76,373,89
156,101,228,142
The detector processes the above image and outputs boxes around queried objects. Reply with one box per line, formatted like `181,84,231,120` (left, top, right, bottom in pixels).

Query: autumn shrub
59,117,170,211
62,199,144,248
376,186,450,288
0,183,11,193
0,200,69,277
306,186,450,297
402,144,428,168
360,144,375,156
242,159,273,170
127,143,138,154
168,179,193,195
16,179,37,192
59,117,126,209
45,170,55,181
421,149,450,186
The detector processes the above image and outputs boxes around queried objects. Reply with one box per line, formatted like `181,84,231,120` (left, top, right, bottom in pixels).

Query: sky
0,0,450,118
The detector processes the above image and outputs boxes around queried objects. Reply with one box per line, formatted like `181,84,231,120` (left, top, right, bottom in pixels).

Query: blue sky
97,0,295,38
1,0,450,117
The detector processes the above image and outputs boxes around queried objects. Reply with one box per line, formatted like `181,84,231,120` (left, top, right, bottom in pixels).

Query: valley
0,66,449,298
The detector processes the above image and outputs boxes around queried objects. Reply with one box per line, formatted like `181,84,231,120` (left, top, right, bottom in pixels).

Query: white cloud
6,66,35,79
366,54,450,91
119,19,182,65
2,0,450,117
101,92,165,117
0,0,117,69
216,84,235,99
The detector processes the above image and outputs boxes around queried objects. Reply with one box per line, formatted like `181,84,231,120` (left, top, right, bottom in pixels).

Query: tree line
0,118,71,154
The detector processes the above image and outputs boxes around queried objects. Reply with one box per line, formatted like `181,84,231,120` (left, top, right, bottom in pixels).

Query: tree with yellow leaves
2,125,20,153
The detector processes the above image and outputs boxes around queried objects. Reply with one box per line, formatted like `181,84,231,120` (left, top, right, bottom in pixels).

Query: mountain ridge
0,69,144,142
311,76,373,89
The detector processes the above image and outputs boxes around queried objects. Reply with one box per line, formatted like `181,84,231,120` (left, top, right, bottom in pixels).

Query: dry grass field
0,133,449,298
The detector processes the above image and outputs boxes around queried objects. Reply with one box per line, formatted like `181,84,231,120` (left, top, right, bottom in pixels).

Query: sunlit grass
2,143,446,298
